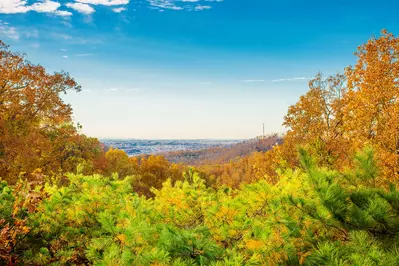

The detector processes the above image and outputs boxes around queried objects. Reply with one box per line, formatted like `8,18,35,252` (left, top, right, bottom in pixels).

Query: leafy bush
1,148,398,265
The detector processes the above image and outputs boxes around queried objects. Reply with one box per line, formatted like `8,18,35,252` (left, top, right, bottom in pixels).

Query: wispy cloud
239,77,311,83
55,10,73,16
52,32,73,40
147,0,221,11
0,0,72,16
148,1,183,11
271,77,310,82
0,20,19,40
0,0,129,16
51,32,102,45
25,29,39,39
195,5,211,11
65,0,130,15
62,55,68,58
112,7,126,12
75,53,93,56
66,2,95,14
75,0,129,6
241,79,265,83
0,0,217,16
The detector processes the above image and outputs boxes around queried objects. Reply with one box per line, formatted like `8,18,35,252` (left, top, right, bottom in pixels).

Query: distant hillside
101,139,242,156
159,134,283,165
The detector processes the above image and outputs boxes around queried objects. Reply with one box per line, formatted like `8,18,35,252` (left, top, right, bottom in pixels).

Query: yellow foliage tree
104,148,137,178
343,30,399,180
281,30,399,183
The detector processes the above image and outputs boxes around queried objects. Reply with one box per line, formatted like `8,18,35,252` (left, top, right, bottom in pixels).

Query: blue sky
1,0,399,139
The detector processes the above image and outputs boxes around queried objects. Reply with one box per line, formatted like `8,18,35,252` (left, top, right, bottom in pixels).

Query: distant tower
262,123,265,139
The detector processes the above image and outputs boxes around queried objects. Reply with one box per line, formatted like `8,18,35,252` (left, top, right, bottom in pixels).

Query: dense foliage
1,30,399,265
1,148,399,265
279,30,399,183
0,40,103,183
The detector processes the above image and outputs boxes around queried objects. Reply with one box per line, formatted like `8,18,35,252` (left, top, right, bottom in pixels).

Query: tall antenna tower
262,123,265,139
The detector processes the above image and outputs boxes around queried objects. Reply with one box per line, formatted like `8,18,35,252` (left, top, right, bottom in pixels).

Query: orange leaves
342,30,399,181
0,40,102,183
280,30,399,183
282,73,348,168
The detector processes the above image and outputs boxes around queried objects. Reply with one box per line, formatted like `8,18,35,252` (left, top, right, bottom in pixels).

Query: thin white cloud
75,0,129,6
66,2,95,14
0,21,19,40
60,48,68,52
1,0,130,16
148,0,221,11
0,0,71,16
55,10,73,16
195,5,211,11
25,29,39,39
241,79,265,83
52,32,73,40
51,32,102,45
75,53,93,56
272,77,310,82
112,7,126,12
62,55,68,58
105,88,118,92
1,0,217,15
148,1,183,11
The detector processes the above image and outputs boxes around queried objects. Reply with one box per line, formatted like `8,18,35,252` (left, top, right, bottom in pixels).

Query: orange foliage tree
281,30,399,183
282,73,348,168
343,30,399,179
0,40,102,182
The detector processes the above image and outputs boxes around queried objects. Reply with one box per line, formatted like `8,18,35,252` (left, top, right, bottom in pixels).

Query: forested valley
1,30,399,265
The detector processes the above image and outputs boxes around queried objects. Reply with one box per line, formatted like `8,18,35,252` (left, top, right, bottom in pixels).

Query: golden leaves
280,30,399,183
244,239,265,250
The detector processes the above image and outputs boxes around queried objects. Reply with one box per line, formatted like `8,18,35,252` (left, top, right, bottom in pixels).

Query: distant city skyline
1,0,399,138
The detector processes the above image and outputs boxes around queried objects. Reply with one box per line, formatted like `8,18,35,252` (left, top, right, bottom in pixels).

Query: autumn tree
280,30,399,184
343,30,399,180
282,73,347,168
0,40,102,182
104,148,137,178
134,155,184,197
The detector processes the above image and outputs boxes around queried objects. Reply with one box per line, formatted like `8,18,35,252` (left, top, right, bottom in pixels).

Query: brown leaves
0,179,46,265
